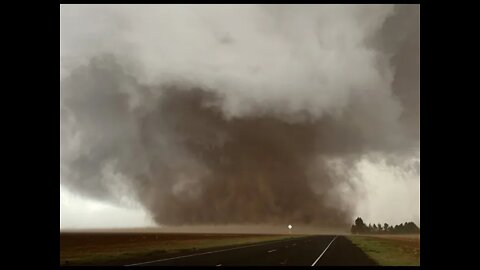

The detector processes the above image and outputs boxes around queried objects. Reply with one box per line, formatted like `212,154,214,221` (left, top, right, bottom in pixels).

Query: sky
60,4,419,230
60,185,155,229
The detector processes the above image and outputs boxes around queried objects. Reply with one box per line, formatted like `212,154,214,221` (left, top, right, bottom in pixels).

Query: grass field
346,234,420,266
60,232,302,266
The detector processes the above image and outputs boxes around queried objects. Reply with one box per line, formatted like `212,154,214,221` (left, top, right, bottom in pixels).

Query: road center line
267,249,277,253
311,236,337,266
125,237,308,266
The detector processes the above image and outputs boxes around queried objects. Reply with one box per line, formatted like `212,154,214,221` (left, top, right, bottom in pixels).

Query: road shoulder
346,235,420,266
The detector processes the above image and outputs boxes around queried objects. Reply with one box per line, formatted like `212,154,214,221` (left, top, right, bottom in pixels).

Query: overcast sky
60,4,419,230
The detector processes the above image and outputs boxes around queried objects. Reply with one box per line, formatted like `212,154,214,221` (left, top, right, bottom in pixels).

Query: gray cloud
60,4,419,229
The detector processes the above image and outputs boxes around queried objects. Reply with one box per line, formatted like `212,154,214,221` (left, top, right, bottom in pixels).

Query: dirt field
347,234,420,266
60,232,299,265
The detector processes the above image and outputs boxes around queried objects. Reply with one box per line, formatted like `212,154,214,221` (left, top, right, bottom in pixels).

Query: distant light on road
288,225,292,230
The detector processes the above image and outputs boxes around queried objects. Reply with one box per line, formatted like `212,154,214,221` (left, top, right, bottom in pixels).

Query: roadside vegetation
350,217,420,235
347,235,419,266
348,217,420,266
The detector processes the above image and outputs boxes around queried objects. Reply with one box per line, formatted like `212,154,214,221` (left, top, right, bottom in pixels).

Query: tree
354,217,368,234
351,220,419,235
404,222,420,234
351,224,357,234
355,217,365,227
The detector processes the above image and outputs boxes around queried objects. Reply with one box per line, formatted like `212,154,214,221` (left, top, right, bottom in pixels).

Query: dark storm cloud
60,5,419,228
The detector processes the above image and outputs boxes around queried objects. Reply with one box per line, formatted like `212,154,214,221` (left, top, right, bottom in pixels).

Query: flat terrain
347,234,420,266
60,232,301,265
60,233,377,266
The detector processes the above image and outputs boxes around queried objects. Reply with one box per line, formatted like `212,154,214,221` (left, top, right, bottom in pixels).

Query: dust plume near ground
60,5,420,229
61,224,345,235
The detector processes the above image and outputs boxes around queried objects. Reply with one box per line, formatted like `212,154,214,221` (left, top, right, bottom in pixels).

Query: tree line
350,217,420,235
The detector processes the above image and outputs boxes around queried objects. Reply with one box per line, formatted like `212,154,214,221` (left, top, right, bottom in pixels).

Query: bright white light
288,224,292,230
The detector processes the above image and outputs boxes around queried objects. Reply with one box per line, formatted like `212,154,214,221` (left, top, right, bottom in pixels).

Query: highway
125,235,377,266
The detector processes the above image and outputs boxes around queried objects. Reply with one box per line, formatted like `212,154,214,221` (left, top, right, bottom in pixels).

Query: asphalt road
125,235,377,266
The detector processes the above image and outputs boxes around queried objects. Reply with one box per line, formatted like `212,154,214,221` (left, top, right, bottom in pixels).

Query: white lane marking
125,237,307,266
311,236,337,266
268,249,277,253
216,264,222,266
